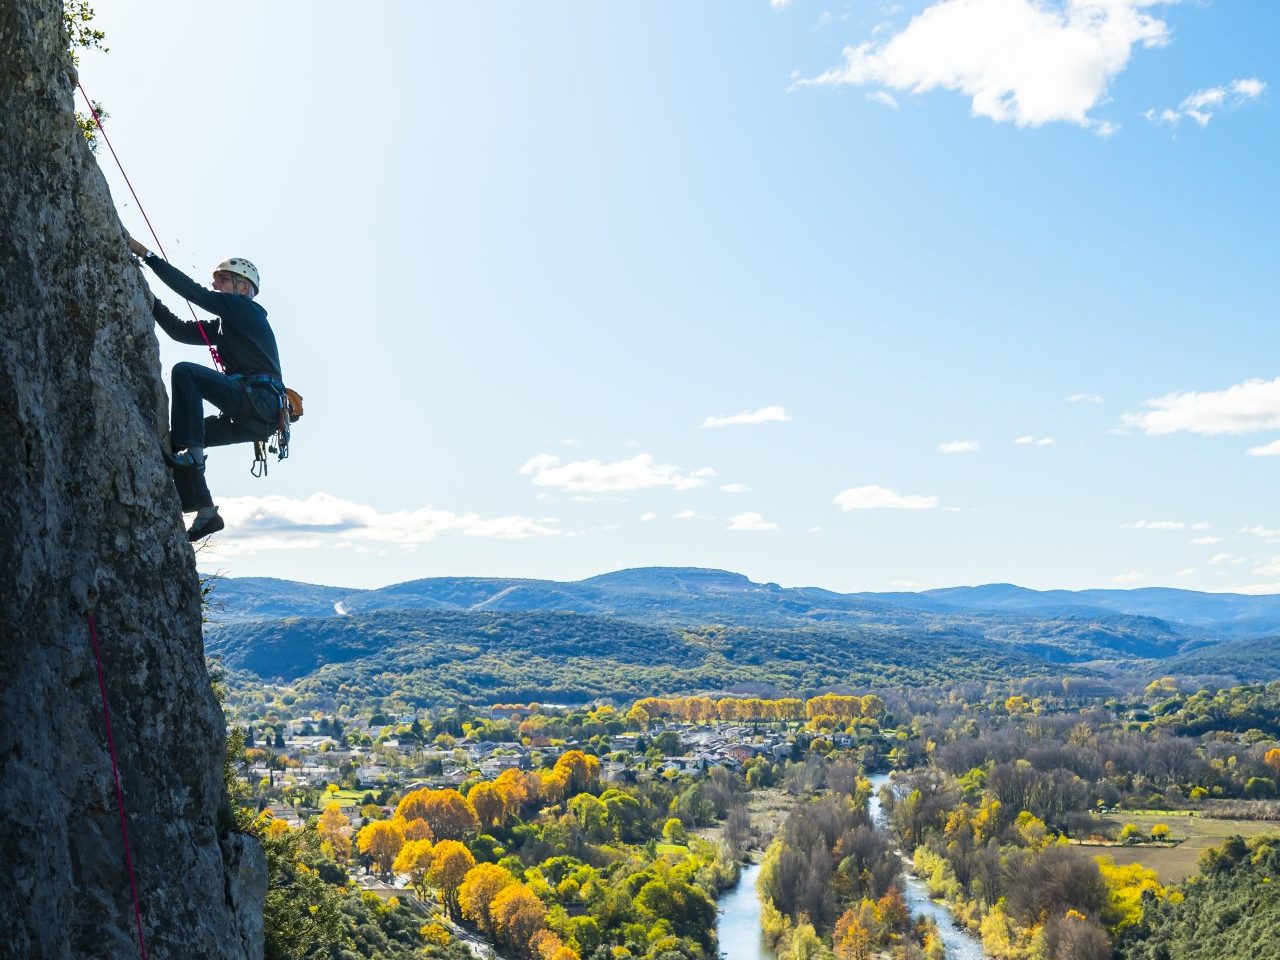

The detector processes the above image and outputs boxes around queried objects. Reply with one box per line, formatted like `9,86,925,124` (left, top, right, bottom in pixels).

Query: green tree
661,818,688,844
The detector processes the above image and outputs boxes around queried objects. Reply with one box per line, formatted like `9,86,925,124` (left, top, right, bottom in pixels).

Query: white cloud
808,526,822,533
834,484,938,511
701,405,792,429
1122,377,1280,435
1013,435,1055,446
1121,519,1184,530
1252,558,1280,577
1067,393,1104,403
890,580,923,590
1209,553,1240,566
1191,522,1210,530
674,509,697,520
796,0,1171,133
728,511,780,531
639,511,658,522
721,483,750,493
1147,77,1267,127
1175,568,1196,577
867,90,900,109
938,440,980,454
1190,536,1223,545
519,453,713,492
203,492,560,558
1113,570,1145,584
771,0,793,8
1247,439,1280,457
1241,525,1280,545
1234,78,1266,99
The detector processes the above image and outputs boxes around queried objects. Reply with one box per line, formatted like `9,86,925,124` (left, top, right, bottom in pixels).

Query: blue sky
79,1,1278,592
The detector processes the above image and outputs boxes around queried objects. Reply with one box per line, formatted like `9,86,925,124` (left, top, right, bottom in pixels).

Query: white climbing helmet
215,257,260,293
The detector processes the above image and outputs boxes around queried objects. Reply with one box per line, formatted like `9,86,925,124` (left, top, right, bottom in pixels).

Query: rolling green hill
203,567,1280,708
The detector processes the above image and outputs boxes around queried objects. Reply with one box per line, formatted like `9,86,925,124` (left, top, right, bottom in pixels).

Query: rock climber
127,236,284,541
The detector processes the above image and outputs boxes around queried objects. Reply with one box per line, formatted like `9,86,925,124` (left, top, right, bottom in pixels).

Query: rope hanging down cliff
75,81,223,372
86,614,149,960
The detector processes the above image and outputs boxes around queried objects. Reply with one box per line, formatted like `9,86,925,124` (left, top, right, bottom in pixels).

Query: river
717,862,773,960
867,773,988,960
716,776,988,960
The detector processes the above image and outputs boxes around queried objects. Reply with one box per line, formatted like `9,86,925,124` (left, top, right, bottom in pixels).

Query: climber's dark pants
171,362,247,450
169,362,273,512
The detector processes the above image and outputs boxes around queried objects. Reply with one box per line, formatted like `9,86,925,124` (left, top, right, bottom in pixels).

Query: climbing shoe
187,512,225,541
165,448,207,471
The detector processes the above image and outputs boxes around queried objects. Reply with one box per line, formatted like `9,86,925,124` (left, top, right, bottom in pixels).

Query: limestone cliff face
0,3,265,958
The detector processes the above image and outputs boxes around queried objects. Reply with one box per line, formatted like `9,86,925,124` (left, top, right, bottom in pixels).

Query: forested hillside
1116,836,1280,960
208,610,1057,709
204,567,1280,712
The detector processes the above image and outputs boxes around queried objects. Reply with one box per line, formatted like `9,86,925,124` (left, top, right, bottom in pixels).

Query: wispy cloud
1241,525,1280,544
519,453,713,492
1113,570,1145,584
1190,536,1223,545
721,483,751,493
795,0,1171,133
639,511,658,522
1013,435,1055,446
1146,77,1267,128
203,492,560,557
674,509,697,520
1121,520,1185,530
1247,439,1280,457
728,511,779,531
867,90,899,109
938,440,979,454
834,484,938,511
1067,393,1104,404
701,405,791,429
1122,377,1280,436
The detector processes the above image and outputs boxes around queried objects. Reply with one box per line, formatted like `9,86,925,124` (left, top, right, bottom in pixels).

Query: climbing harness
86,613,149,960
76,82,224,373
228,374,301,477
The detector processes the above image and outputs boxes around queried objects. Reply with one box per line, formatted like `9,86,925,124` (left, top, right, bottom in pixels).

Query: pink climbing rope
75,80,224,372
86,613,149,960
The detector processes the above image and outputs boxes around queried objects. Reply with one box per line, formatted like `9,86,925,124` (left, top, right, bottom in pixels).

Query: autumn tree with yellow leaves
458,862,519,934
428,839,475,918
357,818,405,878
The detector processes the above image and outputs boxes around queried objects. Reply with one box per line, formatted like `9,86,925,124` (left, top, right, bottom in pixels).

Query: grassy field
692,785,795,857
324,788,367,809
1077,812,1280,883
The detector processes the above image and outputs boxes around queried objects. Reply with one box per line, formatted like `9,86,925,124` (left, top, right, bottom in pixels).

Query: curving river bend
715,774,988,959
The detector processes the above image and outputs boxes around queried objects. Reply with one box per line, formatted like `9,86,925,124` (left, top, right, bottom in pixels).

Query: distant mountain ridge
204,567,1280,704
206,566,1280,638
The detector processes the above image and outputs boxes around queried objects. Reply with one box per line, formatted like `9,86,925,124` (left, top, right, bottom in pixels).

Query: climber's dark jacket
144,255,282,380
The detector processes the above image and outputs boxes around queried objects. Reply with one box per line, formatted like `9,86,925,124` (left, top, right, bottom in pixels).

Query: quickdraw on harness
231,374,304,478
